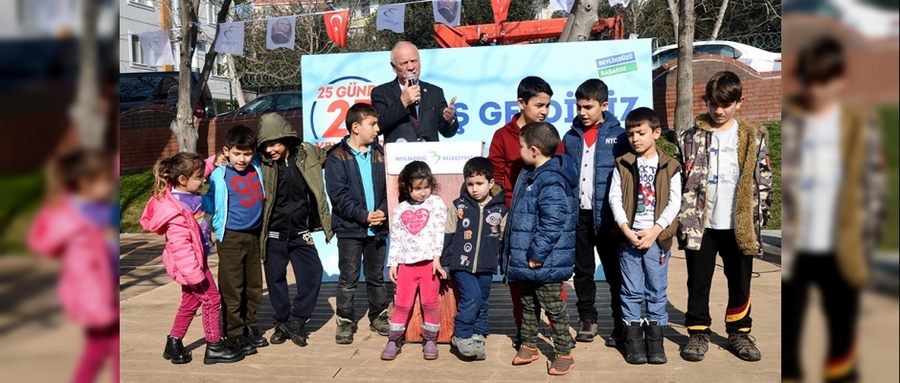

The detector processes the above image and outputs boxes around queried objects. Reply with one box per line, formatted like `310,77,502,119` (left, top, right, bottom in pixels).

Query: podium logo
595,52,637,78
427,151,441,166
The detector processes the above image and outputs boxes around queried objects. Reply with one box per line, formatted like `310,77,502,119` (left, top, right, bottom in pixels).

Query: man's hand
527,259,542,269
400,84,421,108
389,266,399,284
367,210,386,227
635,225,663,250
433,258,447,279
442,96,457,123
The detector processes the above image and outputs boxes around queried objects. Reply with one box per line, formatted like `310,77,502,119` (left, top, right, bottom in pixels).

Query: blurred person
26,149,119,382
781,36,886,383
139,152,244,365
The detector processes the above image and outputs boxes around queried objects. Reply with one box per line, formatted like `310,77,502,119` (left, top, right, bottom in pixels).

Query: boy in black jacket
324,103,391,345
442,157,507,360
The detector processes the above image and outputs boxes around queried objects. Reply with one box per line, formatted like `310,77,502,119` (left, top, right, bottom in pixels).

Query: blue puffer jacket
501,154,578,283
324,137,389,240
562,111,629,228
442,184,507,274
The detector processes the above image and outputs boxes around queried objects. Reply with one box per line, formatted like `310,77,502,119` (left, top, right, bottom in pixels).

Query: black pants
336,236,388,322
574,209,622,326
783,253,860,381
684,229,753,334
264,236,323,323
217,230,263,337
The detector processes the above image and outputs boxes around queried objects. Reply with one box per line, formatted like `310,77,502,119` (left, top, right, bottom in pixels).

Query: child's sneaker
472,334,487,360
575,321,597,343
680,333,710,362
335,316,356,345
548,354,575,376
512,345,540,365
369,309,390,336
727,333,762,362
451,336,479,359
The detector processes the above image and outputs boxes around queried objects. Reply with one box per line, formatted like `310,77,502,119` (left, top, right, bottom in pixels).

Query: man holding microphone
371,41,459,143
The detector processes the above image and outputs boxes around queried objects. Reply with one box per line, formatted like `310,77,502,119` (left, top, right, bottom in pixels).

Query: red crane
434,14,625,48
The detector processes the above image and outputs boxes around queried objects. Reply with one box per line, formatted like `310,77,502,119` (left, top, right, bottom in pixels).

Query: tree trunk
560,0,600,42
227,55,246,107
666,0,679,41
69,0,105,150
710,0,729,40
191,0,234,107
173,0,201,153
674,0,695,134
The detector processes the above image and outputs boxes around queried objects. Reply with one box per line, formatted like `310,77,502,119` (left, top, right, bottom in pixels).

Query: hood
458,182,506,207
531,154,579,191
139,191,182,234
256,112,301,152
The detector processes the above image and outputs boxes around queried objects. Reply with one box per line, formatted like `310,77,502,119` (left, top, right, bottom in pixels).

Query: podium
384,141,484,343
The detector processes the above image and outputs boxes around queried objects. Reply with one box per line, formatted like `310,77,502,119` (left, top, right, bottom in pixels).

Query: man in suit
371,41,459,143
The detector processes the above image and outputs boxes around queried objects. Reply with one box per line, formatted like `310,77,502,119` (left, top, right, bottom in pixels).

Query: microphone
406,72,419,105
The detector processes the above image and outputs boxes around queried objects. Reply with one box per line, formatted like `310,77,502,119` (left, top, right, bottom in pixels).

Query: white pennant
137,30,176,67
266,15,297,51
551,0,575,13
432,0,461,27
214,21,245,56
376,4,405,34
608,0,631,7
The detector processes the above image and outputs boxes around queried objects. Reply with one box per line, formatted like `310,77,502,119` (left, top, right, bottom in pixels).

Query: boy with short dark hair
256,113,334,348
503,122,578,376
324,103,391,345
609,107,681,365
677,71,772,363
442,157,507,360
562,78,630,345
203,125,266,356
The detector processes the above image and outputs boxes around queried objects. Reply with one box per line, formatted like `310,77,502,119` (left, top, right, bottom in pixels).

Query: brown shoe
548,354,575,376
512,345,540,365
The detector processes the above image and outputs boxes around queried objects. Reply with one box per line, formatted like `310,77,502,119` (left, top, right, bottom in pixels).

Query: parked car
652,41,782,73
211,91,304,138
120,71,216,118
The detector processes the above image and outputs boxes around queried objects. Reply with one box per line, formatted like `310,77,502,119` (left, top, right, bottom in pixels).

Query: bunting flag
137,30,176,66
550,0,575,13
323,9,350,48
234,2,254,20
376,4,406,33
266,15,297,50
433,0,461,27
609,0,632,7
491,0,511,24
214,21,245,56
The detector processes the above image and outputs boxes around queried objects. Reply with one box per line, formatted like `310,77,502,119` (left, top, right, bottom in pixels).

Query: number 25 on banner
311,77,376,141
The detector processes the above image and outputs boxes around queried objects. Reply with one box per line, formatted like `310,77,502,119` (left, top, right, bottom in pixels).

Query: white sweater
388,195,447,267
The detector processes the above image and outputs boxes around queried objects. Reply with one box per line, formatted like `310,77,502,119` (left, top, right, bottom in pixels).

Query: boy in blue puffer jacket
442,157,507,361
502,122,578,376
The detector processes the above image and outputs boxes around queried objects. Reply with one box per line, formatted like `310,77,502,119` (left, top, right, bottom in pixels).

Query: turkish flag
491,0,511,24
324,9,350,48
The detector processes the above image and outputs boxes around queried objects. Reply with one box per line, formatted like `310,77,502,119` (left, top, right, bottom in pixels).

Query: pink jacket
139,188,208,286
27,197,118,328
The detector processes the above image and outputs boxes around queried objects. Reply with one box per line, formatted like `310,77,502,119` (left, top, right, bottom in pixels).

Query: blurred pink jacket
27,197,118,328
139,189,208,286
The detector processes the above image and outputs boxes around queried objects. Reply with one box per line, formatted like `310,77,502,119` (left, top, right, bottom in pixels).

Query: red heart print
400,208,430,235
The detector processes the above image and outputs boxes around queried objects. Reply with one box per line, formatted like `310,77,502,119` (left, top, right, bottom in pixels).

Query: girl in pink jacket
139,152,243,365
28,150,119,383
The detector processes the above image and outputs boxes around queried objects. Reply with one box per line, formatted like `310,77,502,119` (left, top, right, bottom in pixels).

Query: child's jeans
390,260,440,329
171,268,222,342
619,242,670,325
73,322,119,383
452,271,492,338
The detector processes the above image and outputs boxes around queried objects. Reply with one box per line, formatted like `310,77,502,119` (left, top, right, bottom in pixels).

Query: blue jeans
452,271,492,338
619,242,670,325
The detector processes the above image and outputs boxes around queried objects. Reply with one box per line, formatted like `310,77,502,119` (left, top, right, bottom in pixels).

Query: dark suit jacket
370,78,459,143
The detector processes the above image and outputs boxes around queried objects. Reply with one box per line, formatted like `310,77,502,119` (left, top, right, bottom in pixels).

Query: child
677,71,772,363
442,157,507,360
608,107,681,365
381,161,448,361
781,37,885,382
562,78,630,345
324,103,390,344
203,125,266,355
28,150,122,381
139,152,244,365
503,122,578,376
256,113,334,347
488,76,564,348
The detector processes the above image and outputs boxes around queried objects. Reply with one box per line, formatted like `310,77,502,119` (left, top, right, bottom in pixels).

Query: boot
244,326,269,348
606,320,625,348
203,338,244,365
162,335,191,364
422,327,440,360
380,328,405,361
270,322,288,345
335,316,356,345
369,309,390,336
623,321,647,365
285,318,309,347
232,335,257,355
645,321,667,364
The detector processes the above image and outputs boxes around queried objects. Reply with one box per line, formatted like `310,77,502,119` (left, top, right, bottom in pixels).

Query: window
276,94,302,111
130,34,145,65
207,1,220,24
239,96,274,114
695,44,737,59
129,0,154,9
213,54,229,77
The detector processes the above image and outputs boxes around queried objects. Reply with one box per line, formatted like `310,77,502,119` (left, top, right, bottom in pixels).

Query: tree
560,0,601,42
70,0,104,150
172,0,200,153
709,0,729,40
674,0,694,134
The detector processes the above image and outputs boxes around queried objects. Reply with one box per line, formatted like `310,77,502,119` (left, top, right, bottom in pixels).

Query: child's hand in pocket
527,259,542,269
389,266,398,284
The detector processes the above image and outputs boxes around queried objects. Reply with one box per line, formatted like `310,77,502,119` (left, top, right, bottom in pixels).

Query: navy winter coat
324,138,389,239
442,184,507,274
